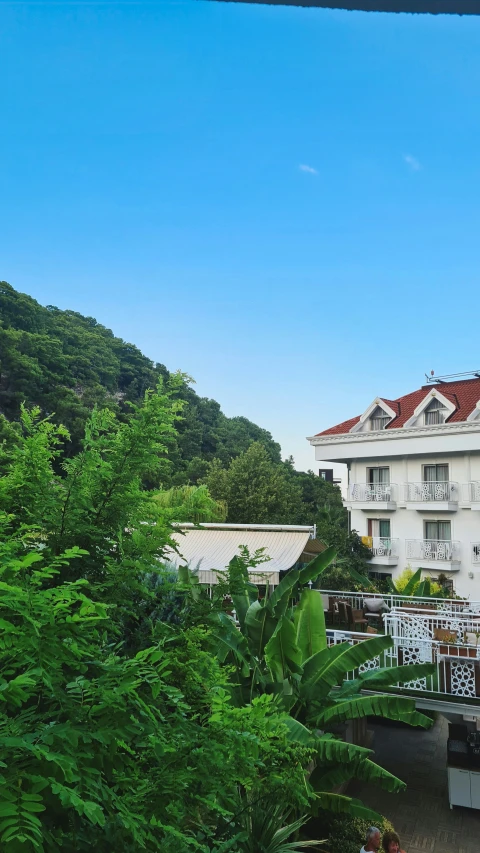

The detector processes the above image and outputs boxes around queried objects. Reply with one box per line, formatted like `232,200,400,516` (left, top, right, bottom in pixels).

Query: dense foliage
0,282,280,478
0,370,427,850
0,388,327,852
0,281,371,580
312,814,395,853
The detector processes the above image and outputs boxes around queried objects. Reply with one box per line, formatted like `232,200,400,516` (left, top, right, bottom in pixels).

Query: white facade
308,389,480,599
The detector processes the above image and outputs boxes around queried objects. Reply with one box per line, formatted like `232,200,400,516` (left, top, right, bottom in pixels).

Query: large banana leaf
282,716,313,745
265,570,300,617
284,723,376,765
210,612,252,675
232,583,259,629
313,793,382,822
244,600,278,658
294,589,327,662
311,758,405,794
298,546,337,586
314,735,373,764
415,578,431,598
346,565,376,589
334,661,436,698
312,693,433,728
402,567,422,596
302,635,394,699
265,616,302,682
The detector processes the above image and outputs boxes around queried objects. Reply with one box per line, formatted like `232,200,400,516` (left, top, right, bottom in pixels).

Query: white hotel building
308,375,480,598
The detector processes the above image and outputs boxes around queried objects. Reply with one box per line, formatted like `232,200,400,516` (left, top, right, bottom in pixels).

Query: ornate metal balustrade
470,482,480,502
326,626,480,702
473,543,480,564
405,539,461,562
349,483,397,502
318,588,474,614
370,537,399,558
404,481,458,502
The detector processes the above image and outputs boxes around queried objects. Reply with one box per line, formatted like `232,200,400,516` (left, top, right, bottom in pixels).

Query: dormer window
424,398,448,426
370,406,390,431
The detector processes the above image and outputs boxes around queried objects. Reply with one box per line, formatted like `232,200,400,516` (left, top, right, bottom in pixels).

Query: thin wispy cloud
299,164,318,175
403,154,422,171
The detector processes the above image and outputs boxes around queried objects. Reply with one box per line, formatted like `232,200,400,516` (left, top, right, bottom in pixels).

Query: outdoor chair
326,597,340,626
345,603,368,633
337,600,348,626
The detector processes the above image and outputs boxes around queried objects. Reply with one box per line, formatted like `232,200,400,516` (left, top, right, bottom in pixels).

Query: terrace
320,589,480,710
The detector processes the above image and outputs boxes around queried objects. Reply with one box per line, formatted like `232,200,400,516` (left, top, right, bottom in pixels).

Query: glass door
423,464,449,500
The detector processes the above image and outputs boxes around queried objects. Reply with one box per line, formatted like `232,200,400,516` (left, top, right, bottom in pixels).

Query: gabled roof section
349,397,398,433
316,377,480,437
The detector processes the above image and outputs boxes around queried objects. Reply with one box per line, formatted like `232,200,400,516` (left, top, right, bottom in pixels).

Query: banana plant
208,546,435,817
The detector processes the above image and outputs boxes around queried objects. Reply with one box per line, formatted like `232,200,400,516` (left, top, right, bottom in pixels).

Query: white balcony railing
472,543,480,565
325,626,480,703
469,482,480,502
406,539,461,562
370,537,400,558
349,483,396,502
404,481,458,502
318,589,477,614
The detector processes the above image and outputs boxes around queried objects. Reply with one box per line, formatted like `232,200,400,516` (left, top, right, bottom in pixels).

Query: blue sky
1,1,480,471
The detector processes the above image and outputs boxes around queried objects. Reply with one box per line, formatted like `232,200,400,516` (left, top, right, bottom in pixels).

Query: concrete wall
348,451,480,598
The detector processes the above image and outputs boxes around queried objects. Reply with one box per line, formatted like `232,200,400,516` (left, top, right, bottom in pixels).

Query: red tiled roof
316,378,480,436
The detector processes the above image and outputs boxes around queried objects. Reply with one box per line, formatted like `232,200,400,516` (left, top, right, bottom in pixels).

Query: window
423,464,449,483
370,406,390,431
425,521,451,542
368,518,391,539
422,464,450,500
424,398,448,425
368,467,390,485
369,571,392,582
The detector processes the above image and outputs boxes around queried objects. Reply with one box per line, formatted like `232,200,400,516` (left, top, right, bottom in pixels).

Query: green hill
0,281,280,483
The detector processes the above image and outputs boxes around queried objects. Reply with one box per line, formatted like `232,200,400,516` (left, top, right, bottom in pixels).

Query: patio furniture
326,597,340,626
337,600,348,626
345,603,368,633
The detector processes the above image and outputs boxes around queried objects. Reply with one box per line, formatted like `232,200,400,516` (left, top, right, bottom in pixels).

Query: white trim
467,400,480,422
307,419,480,447
349,397,397,433
403,388,457,428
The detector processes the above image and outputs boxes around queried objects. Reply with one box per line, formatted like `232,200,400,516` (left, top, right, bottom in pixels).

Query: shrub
328,815,395,853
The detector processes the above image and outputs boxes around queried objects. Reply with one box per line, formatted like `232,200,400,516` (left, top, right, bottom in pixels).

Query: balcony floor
405,501,458,512
409,560,461,572
368,554,399,566
346,501,397,511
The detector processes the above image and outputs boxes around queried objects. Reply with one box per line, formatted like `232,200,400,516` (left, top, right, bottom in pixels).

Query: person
382,831,405,853
360,826,381,853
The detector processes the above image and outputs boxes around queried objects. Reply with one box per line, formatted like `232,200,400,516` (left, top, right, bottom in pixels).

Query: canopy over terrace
166,523,318,586
211,0,480,15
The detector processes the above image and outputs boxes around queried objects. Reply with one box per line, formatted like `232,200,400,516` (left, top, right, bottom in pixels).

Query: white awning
165,524,315,586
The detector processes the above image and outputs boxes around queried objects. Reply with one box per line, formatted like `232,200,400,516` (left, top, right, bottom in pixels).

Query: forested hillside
0,281,370,581
0,282,280,478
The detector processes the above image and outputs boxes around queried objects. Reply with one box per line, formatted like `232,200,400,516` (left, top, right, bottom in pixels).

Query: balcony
347,483,397,511
368,537,400,566
472,543,480,565
469,482,480,511
404,481,459,512
405,538,461,570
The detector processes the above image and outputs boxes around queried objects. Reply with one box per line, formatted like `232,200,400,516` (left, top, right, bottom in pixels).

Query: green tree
0,395,320,851
205,443,302,524
0,282,282,479
199,548,435,818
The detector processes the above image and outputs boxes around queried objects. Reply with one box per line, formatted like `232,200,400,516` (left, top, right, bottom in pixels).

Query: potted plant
438,631,459,656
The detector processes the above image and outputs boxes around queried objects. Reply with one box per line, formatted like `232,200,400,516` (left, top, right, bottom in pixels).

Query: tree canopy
0,282,281,479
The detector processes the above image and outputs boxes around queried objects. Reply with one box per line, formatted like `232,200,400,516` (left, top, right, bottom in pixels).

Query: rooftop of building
316,375,480,437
